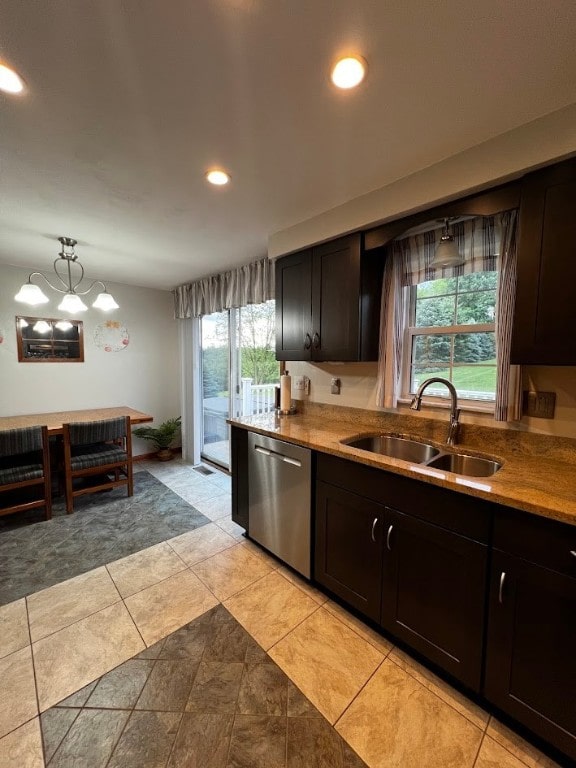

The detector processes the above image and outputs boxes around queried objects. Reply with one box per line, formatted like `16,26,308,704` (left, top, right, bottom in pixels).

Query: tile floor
0,459,565,768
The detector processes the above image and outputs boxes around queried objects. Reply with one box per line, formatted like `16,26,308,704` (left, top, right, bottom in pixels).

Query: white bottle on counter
280,370,292,413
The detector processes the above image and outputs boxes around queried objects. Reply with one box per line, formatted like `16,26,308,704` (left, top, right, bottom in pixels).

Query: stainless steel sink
425,452,502,477
342,434,440,464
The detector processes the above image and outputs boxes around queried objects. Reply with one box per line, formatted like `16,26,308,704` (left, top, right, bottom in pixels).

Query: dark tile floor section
41,605,367,768
0,471,210,605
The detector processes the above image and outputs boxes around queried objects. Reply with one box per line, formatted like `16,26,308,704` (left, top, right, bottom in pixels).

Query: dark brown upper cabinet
511,157,576,364
275,234,384,362
16,316,84,363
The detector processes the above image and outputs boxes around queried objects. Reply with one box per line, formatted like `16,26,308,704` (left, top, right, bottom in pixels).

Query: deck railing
241,378,276,416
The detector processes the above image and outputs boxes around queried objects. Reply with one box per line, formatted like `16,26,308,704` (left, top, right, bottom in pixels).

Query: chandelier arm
74,279,106,296
28,271,67,295
52,258,73,291
71,260,85,292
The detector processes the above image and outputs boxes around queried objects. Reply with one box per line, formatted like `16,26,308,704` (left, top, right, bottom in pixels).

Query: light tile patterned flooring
0,459,564,768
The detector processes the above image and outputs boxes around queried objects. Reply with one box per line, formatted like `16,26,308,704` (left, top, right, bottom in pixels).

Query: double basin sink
341,434,502,478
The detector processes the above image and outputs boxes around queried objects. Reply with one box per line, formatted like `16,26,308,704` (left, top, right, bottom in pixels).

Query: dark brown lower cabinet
315,480,384,622
485,550,576,762
230,426,249,532
381,507,488,691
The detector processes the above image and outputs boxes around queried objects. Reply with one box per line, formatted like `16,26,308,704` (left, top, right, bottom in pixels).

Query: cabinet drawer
317,453,492,543
494,506,576,578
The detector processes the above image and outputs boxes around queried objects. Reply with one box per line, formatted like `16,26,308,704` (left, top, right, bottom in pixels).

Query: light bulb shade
92,292,119,311
15,283,50,305
58,293,88,313
33,320,51,334
430,237,464,268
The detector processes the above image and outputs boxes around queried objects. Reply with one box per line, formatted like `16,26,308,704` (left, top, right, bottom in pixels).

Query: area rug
0,471,210,606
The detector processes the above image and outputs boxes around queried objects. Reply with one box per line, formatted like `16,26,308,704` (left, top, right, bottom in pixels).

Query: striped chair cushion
0,464,44,484
70,443,127,471
0,426,43,457
68,418,127,446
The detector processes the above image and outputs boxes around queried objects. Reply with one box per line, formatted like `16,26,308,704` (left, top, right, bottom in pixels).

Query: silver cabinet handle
255,446,271,456
312,332,320,349
570,550,576,558
499,571,506,604
304,333,312,350
371,517,378,543
386,524,393,551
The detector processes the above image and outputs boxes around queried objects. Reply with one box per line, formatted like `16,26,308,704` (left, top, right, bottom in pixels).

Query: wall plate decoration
94,320,130,352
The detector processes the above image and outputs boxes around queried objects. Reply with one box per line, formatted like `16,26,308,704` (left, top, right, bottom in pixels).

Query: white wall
269,103,576,258
0,264,179,455
288,361,576,440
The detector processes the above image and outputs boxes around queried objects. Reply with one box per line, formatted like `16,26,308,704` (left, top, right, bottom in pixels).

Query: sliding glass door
200,301,278,469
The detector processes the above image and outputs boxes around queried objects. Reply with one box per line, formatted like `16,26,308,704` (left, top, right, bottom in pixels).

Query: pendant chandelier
430,219,464,268
14,237,119,313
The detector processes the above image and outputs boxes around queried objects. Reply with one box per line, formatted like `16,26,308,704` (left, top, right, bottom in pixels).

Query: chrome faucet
410,377,460,446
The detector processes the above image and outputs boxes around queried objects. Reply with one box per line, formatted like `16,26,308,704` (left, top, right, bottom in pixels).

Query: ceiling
1,0,576,291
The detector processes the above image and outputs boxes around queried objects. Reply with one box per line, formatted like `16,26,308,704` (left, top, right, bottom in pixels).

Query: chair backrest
67,417,128,446
0,426,44,457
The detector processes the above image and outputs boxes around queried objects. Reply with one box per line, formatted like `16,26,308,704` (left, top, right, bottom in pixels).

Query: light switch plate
523,390,556,419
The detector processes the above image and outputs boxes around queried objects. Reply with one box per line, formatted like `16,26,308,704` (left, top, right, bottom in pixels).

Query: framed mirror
16,316,84,363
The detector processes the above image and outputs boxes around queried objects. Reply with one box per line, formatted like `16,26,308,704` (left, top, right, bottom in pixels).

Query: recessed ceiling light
206,169,231,186
0,63,25,94
331,56,366,89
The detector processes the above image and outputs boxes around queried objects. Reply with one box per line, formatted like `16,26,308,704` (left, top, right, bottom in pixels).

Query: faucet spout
409,377,460,446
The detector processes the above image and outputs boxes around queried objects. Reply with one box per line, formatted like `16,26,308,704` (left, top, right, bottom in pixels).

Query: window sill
397,396,495,416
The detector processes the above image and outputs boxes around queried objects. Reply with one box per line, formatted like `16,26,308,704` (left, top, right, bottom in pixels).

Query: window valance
173,257,274,319
395,216,498,287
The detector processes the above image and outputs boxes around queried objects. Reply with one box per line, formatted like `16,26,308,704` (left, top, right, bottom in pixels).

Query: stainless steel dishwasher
248,432,312,578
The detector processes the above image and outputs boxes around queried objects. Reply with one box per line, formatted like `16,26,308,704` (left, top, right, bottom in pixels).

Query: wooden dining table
0,406,153,436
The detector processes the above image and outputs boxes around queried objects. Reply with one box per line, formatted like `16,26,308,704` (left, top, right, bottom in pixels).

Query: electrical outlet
523,390,556,419
293,375,310,395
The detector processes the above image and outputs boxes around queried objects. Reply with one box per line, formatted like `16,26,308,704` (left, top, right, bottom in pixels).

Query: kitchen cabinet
314,454,491,691
315,479,384,622
231,425,249,532
485,509,576,762
512,156,576,364
275,234,384,362
381,507,488,691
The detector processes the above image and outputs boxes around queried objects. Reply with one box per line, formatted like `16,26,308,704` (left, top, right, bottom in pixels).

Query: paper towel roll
280,372,292,412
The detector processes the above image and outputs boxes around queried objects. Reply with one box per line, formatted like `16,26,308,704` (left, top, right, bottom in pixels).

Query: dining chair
62,416,133,514
0,425,52,520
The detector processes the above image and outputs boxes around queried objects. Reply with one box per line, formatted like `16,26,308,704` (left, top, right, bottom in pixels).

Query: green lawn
414,361,496,396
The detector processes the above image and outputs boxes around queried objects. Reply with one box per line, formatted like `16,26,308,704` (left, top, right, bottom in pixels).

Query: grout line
29,598,125,646
471,730,485,767
386,653,488,733
333,653,387,730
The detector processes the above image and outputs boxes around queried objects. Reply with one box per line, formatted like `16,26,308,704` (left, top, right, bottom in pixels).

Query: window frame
400,281,498,412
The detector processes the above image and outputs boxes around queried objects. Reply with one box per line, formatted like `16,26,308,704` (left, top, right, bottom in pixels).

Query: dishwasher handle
254,444,302,467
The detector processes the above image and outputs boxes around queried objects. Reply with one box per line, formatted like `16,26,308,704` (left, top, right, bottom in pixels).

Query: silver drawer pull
283,456,302,467
386,524,393,551
371,517,378,543
499,571,506,604
255,446,271,456
570,550,576,559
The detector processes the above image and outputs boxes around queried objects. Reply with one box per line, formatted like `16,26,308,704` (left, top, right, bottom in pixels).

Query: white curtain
494,211,522,421
173,257,274,319
376,212,522,422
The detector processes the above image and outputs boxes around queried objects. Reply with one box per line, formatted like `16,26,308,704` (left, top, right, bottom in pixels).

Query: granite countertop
229,404,576,527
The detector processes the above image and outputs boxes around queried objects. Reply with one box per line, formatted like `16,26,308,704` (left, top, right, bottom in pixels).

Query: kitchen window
402,272,498,404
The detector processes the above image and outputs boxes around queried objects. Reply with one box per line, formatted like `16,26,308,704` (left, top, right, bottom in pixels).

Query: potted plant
132,417,181,461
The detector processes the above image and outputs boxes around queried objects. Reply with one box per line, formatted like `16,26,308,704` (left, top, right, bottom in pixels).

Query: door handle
498,571,506,604
304,333,312,350
371,517,378,543
312,332,320,349
570,550,576,559
283,456,302,467
254,446,271,456
386,524,393,551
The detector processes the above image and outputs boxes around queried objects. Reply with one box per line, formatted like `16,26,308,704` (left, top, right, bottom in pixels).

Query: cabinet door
231,426,249,532
311,235,361,362
275,249,313,361
485,551,576,762
381,508,488,691
315,481,384,622
512,158,576,364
